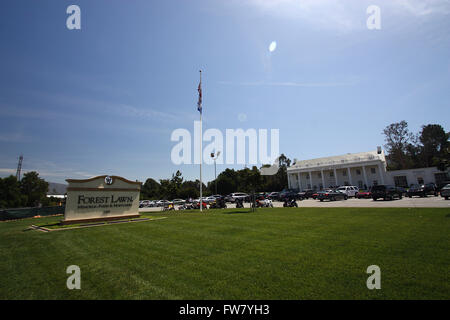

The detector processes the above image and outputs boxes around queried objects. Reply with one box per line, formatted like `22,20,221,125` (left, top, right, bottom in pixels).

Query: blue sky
1,0,449,184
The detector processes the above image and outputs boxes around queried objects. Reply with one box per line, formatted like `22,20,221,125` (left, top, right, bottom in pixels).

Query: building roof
288,150,386,171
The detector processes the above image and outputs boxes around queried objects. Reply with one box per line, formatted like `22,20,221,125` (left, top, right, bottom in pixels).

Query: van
336,186,359,197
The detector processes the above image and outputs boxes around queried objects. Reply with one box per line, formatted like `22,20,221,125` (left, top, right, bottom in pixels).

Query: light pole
211,151,221,195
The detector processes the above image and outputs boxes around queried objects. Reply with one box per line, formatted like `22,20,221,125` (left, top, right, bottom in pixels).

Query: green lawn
0,208,449,299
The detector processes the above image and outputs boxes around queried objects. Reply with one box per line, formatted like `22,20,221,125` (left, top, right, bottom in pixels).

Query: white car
203,196,217,204
156,200,171,207
172,199,186,205
336,186,359,197
229,193,249,202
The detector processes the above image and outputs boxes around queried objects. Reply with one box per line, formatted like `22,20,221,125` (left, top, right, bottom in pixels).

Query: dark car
297,189,315,199
317,189,348,201
407,183,438,198
440,184,450,200
396,186,407,196
372,185,402,201
255,192,268,200
278,190,301,201
311,191,321,200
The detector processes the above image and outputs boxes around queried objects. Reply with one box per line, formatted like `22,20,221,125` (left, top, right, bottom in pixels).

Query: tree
19,171,48,207
419,124,450,169
140,178,160,200
0,175,27,209
178,181,199,199
382,121,415,170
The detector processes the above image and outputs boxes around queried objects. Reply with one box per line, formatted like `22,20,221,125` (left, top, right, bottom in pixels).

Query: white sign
63,175,141,224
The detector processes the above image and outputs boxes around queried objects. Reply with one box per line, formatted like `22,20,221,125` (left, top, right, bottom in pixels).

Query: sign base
60,214,141,225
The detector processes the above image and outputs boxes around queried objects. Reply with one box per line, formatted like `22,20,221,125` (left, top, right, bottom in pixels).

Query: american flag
197,72,202,114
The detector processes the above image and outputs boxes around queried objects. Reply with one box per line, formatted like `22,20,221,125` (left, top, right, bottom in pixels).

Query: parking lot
139,196,449,212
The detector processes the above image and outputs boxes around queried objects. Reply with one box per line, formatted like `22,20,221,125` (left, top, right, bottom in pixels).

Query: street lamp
210,151,221,195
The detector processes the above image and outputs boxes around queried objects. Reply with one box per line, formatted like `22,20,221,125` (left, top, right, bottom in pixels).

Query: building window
343,170,347,176
330,172,334,177
371,168,376,174
318,173,322,178
435,172,449,186
417,177,424,184
356,169,361,175
344,181,349,186
358,180,363,188
394,176,408,188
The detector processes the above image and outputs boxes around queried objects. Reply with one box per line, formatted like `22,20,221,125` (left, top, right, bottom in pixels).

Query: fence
0,206,65,221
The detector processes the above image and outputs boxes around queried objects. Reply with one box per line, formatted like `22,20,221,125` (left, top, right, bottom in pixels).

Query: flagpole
199,70,203,212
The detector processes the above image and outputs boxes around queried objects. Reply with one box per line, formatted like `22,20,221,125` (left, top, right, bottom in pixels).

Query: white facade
287,150,387,191
386,167,449,187
287,149,449,191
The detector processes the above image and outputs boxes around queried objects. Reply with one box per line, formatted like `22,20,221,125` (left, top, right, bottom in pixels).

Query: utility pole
16,155,23,181
211,151,221,194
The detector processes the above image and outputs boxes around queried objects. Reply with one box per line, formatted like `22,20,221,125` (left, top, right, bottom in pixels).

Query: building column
287,173,291,189
347,167,353,185
362,166,369,188
309,171,313,189
333,168,338,186
378,164,385,185
297,172,302,192
321,169,325,189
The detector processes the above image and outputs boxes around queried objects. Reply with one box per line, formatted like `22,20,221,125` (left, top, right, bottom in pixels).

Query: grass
0,208,448,299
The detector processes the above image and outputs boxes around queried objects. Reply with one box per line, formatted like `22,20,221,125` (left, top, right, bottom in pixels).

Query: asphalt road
139,196,450,212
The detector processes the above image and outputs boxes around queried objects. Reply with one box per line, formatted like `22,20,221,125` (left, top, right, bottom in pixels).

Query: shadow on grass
221,209,254,214
38,222,60,228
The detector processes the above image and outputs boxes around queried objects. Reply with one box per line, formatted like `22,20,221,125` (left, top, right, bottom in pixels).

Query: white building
385,167,449,188
287,149,449,191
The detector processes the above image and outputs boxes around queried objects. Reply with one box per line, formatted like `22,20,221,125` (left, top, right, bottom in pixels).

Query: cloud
0,168,16,175
115,104,177,121
245,0,359,31
0,91,179,123
0,132,31,143
240,0,450,31
393,0,450,16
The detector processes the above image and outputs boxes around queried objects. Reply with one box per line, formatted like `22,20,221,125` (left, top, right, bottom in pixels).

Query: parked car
396,187,407,197
156,200,171,207
226,193,249,203
372,185,402,201
209,196,227,209
172,199,186,205
336,186,359,197
437,180,450,191
267,192,279,200
192,200,207,210
139,200,151,208
407,183,438,198
440,184,450,200
279,190,301,201
356,190,372,199
297,189,315,199
317,189,348,201
203,196,217,204
311,191,320,200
